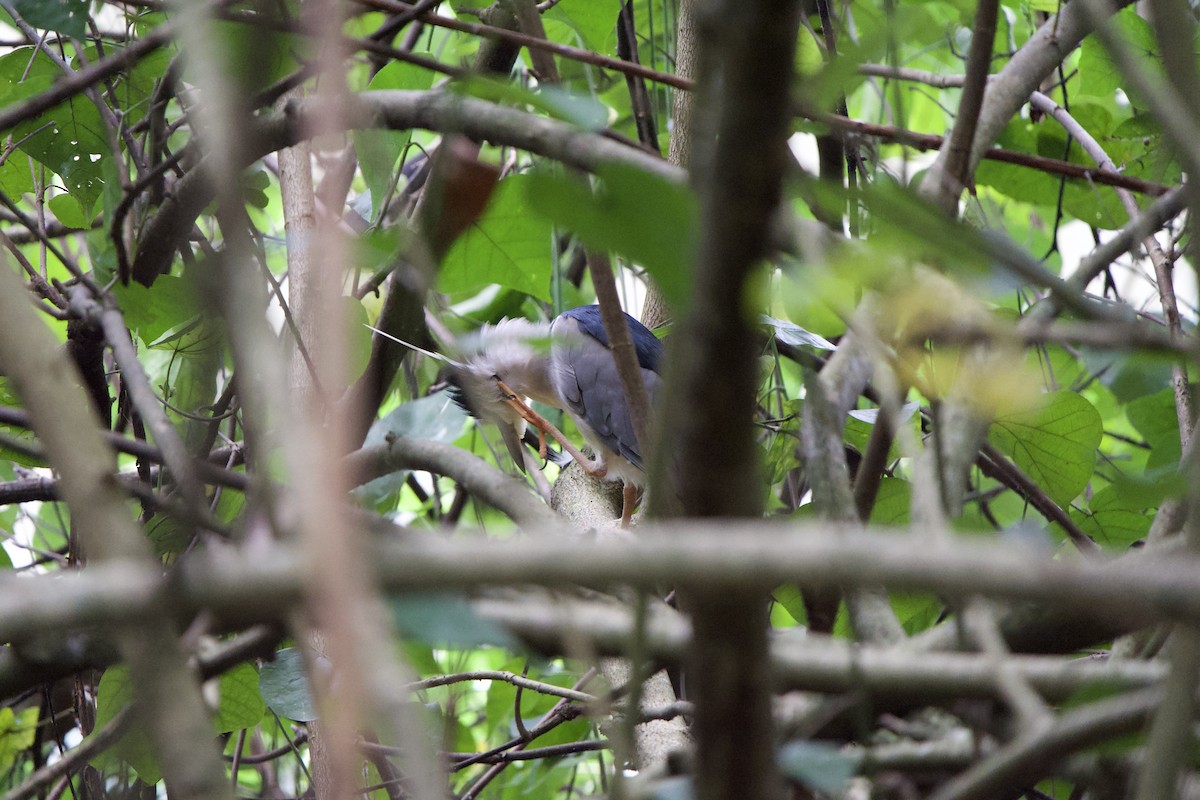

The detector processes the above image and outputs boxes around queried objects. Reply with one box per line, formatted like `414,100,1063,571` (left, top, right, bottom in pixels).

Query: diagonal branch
921,0,1000,213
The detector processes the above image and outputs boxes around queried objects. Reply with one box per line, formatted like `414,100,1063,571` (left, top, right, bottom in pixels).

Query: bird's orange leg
621,482,638,528
495,380,607,478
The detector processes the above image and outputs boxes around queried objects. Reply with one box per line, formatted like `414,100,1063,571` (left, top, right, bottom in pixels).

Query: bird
448,305,663,525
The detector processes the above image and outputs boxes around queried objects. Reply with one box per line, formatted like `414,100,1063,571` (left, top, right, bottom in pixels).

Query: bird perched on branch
449,305,663,525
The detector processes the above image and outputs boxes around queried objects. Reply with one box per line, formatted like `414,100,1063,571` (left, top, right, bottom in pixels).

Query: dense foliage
0,0,1196,798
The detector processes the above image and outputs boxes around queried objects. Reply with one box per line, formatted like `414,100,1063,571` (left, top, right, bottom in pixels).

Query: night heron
449,305,663,525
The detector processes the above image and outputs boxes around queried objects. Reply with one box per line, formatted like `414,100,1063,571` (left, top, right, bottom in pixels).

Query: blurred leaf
1077,7,1160,101
146,516,191,558
391,591,517,649
11,0,88,39
206,19,303,95
778,740,862,793
342,297,373,384
843,405,920,467
526,163,697,311
1108,466,1186,509
1080,350,1177,402
0,395,45,466
0,707,37,772
355,392,468,508
357,61,433,220
868,477,912,526
772,585,808,626
543,0,621,52
891,593,943,634
93,666,162,784
241,169,271,210
213,663,267,733
453,76,609,131
1127,387,1184,472
762,316,835,350
645,777,694,800
988,391,1102,507
259,648,317,722
111,275,202,347
441,174,554,301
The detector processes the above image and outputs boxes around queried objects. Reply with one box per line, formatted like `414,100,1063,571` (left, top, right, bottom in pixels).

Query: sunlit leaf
544,0,621,53
1069,484,1151,550
0,707,37,772
213,663,267,733
525,163,697,311
988,391,1103,507
441,174,554,302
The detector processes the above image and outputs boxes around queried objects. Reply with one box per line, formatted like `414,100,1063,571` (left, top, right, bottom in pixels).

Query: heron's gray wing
554,324,658,471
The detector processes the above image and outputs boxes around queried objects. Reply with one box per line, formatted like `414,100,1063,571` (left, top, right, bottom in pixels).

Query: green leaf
48,193,88,229
762,316,835,350
354,392,467,507
868,477,912,526
772,585,808,626
356,61,433,220
1127,387,1183,470
1081,350,1176,402
146,516,192,558
0,48,109,216
987,391,1103,507
440,174,554,302
525,163,697,311
453,76,609,131
843,404,919,468
543,0,621,53
92,666,162,784
206,19,304,95
259,648,317,722
1069,484,1151,550
213,663,267,733
1108,466,1187,509
342,296,373,384
0,157,34,199
0,707,38,772
1078,7,1160,101
11,0,89,39
778,740,862,793
111,275,202,347
891,593,943,634
391,591,517,649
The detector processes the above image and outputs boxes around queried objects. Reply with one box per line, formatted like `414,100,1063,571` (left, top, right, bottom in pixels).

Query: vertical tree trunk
658,2,803,799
